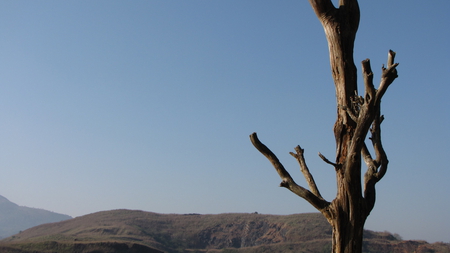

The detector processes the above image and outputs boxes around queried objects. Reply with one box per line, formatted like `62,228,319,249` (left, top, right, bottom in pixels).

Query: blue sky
1,0,449,243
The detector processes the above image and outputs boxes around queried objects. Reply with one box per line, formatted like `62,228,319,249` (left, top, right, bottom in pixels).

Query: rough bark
250,1,398,253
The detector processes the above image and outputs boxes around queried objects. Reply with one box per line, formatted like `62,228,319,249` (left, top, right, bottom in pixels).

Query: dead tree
250,0,398,252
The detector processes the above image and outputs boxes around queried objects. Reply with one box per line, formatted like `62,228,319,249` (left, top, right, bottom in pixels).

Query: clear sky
1,0,449,244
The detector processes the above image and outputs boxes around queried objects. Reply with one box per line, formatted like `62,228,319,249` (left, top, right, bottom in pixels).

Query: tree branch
318,152,340,169
376,50,399,104
369,114,388,181
363,112,389,213
348,52,398,169
361,143,376,169
362,59,376,106
250,132,329,211
307,0,336,20
308,0,359,29
289,146,324,199
344,59,377,158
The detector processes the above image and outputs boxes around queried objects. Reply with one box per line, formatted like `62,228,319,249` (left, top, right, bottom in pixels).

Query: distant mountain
1,209,449,253
0,195,72,239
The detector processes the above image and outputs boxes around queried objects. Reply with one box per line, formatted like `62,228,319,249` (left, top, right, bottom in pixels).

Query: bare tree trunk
250,0,398,252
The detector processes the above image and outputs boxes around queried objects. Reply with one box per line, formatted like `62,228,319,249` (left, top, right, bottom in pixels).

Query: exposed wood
290,146,323,200
318,152,340,169
250,0,399,252
249,133,330,212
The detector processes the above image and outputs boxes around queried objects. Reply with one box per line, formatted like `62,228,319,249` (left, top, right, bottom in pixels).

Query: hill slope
1,209,449,253
0,195,72,239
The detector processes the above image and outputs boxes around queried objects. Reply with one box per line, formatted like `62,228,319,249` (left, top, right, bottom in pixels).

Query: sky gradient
1,0,449,243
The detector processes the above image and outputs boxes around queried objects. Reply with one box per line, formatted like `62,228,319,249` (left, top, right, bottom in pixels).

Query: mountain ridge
0,195,72,239
2,209,449,253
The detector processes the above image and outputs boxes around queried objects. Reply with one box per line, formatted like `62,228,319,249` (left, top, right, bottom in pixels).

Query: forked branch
307,0,335,19
376,50,399,104
362,51,396,183
250,132,329,211
363,111,388,213
361,52,397,213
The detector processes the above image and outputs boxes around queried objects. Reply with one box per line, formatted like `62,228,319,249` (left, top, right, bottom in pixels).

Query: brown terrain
0,209,448,253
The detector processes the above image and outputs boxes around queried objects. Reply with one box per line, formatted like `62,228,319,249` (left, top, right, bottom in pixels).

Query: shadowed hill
1,209,449,253
0,195,72,239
